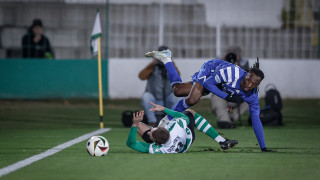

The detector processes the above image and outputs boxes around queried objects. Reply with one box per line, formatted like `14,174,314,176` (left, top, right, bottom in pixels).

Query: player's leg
145,49,195,97
157,83,204,127
185,82,204,106
145,49,181,86
169,82,204,118
193,111,238,150
182,110,196,143
172,82,193,97
193,111,225,142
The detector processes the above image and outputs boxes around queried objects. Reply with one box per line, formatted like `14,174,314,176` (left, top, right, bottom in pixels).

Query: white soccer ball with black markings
86,136,109,156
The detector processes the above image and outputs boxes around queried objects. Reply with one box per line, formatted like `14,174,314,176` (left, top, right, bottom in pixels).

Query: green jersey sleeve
126,126,150,153
164,108,190,125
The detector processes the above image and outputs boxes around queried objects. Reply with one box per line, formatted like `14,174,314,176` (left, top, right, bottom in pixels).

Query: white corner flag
90,10,104,128
90,11,102,56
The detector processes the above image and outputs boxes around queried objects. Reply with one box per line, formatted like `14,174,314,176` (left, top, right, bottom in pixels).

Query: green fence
0,59,108,99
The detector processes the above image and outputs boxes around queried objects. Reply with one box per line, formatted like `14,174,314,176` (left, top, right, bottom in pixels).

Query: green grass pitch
0,99,319,180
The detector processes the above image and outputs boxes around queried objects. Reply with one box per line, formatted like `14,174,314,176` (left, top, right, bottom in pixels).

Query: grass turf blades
0,99,319,180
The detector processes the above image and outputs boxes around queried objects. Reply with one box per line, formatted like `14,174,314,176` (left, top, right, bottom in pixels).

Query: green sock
195,112,225,143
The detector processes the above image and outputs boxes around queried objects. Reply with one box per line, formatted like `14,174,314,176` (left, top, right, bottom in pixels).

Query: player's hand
225,94,244,104
261,147,276,152
149,102,165,112
132,110,144,127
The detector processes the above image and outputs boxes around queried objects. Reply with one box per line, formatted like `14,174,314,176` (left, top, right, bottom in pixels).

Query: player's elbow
126,139,134,148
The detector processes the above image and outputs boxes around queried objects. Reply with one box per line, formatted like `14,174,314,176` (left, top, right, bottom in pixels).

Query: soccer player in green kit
126,102,238,154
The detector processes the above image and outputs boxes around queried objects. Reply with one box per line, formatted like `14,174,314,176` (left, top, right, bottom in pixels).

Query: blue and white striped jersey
192,59,245,98
192,59,266,148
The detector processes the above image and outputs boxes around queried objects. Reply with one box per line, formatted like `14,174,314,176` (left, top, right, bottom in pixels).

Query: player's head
31,19,43,35
150,127,170,145
241,58,264,92
249,68,264,81
242,71,262,92
249,57,264,80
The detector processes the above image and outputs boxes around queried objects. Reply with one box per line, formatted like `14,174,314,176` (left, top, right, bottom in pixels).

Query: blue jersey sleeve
202,69,229,99
244,92,266,148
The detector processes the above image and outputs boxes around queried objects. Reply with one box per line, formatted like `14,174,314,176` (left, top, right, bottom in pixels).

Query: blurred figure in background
139,45,181,127
224,46,249,71
210,46,249,129
22,19,54,59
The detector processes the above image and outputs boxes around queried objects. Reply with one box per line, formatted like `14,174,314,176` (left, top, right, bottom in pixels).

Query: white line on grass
0,128,111,178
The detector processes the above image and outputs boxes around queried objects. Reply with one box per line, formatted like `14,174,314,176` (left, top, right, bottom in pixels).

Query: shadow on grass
188,146,320,154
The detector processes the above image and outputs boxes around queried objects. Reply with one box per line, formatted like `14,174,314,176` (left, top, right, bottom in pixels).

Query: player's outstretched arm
126,111,150,153
149,102,166,112
132,110,144,127
149,102,189,124
247,94,275,152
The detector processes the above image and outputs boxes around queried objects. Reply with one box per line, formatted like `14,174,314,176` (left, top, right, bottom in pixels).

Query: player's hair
152,127,170,145
249,57,264,80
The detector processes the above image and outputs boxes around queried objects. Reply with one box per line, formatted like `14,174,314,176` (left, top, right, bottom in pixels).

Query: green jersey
126,108,193,154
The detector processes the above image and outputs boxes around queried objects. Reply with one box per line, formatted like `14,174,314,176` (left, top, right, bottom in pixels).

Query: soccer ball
86,136,109,156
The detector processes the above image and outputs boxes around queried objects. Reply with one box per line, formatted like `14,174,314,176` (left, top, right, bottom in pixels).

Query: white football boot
145,49,172,64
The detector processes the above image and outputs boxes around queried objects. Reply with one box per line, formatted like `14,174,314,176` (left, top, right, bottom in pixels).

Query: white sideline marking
0,128,111,178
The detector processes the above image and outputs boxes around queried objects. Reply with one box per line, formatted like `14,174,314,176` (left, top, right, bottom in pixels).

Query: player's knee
186,96,200,106
172,86,184,97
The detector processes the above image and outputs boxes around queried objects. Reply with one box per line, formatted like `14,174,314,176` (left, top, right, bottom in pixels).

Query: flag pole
98,36,104,128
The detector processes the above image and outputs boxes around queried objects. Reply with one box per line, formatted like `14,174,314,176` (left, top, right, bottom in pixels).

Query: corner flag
90,10,104,129
90,11,102,56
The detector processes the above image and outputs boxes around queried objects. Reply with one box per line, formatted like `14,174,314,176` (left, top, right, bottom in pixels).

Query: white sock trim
215,135,226,143
163,58,172,64
196,120,206,130
202,124,211,133
195,117,201,123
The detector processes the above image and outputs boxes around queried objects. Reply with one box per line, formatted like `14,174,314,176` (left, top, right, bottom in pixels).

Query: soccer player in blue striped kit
145,49,274,152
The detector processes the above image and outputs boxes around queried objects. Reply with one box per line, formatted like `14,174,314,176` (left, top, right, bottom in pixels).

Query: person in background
210,46,249,129
22,18,54,59
224,46,249,72
139,45,181,127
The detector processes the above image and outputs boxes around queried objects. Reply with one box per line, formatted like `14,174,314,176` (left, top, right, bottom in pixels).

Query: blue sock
164,62,182,86
167,98,189,120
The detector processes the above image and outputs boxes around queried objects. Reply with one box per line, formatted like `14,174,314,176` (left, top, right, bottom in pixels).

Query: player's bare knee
172,86,184,97
186,97,200,106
